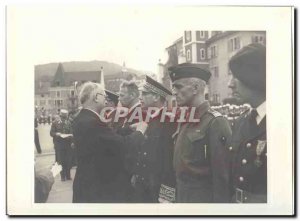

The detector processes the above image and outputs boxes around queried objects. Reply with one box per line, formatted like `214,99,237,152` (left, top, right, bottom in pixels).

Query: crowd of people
35,43,266,204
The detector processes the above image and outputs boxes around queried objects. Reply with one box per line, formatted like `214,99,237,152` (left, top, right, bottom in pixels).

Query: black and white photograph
6,5,294,216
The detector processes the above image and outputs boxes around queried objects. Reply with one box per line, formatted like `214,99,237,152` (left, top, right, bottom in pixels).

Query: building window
228,37,241,52
210,45,218,58
200,31,205,38
56,91,60,98
41,94,44,98
185,31,192,43
212,66,219,77
252,35,265,44
186,49,191,61
55,100,62,107
71,90,75,96
200,49,206,60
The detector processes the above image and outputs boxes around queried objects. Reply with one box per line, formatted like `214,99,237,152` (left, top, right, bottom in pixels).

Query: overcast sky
9,6,193,73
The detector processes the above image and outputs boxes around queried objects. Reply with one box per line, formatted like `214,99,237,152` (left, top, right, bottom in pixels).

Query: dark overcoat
72,109,144,203
231,109,267,203
132,109,176,202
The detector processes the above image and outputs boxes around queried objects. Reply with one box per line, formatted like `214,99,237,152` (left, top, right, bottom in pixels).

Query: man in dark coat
34,114,42,154
228,43,267,203
50,109,73,181
131,76,176,203
168,63,232,203
72,82,147,203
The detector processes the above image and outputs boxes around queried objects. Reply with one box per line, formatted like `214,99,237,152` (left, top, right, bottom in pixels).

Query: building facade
35,63,103,115
163,31,266,105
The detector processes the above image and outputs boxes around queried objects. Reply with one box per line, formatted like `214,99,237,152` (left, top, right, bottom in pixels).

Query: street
35,123,75,203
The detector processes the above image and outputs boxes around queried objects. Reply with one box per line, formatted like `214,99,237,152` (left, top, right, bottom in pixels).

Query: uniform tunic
231,108,267,203
132,109,176,203
173,101,232,203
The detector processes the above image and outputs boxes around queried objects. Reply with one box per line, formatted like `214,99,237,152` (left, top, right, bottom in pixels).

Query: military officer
131,76,176,203
228,43,266,203
105,89,119,108
105,89,119,129
168,63,232,203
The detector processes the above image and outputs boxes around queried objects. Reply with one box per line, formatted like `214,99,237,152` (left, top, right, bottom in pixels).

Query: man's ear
93,94,99,103
192,83,199,95
153,94,160,102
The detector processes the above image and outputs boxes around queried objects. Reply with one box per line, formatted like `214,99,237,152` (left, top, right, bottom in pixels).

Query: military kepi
168,63,211,83
105,90,119,105
140,75,172,98
229,43,266,92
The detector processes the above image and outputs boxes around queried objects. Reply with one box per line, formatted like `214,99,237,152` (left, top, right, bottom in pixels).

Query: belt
234,188,267,203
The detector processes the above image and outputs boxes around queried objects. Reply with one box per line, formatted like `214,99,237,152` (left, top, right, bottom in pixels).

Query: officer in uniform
228,43,266,203
50,109,74,181
105,90,119,129
168,63,232,203
105,90,119,108
131,76,176,203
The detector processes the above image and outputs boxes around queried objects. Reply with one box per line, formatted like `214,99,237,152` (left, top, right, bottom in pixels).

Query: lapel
81,109,107,127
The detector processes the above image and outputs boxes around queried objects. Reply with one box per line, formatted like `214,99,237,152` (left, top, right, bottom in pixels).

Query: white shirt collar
255,101,266,125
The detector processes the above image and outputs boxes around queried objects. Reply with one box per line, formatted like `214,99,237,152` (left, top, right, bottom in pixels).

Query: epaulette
207,109,223,118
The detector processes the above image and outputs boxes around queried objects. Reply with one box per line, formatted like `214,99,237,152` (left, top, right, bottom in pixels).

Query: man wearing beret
228,43,267,203
169,62,232,203
131,76,176,203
